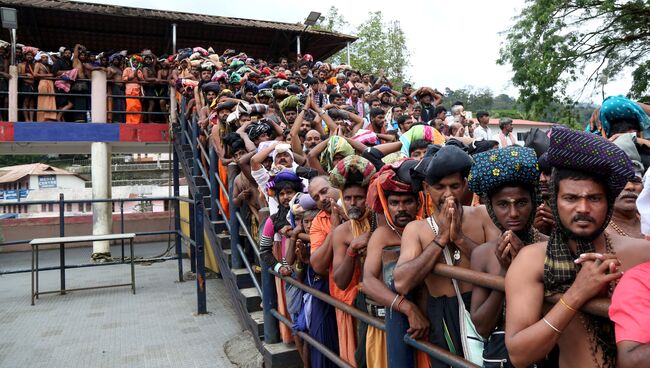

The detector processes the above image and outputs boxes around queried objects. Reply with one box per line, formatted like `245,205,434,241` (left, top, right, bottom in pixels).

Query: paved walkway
0,244,254,368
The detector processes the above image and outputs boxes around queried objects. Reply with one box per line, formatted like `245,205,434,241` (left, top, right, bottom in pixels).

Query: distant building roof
1,0,356,61
0,163,76,184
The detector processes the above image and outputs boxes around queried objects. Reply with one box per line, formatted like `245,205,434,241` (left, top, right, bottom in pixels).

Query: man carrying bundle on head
393,145,500,367
505,127,650,368
362,159,430,368
328,155,377,367
467,146,547,367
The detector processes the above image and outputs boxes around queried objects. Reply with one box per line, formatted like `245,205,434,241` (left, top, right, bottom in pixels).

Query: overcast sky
74,0,632,103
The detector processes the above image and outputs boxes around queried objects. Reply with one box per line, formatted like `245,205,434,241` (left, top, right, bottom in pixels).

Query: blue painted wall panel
13,122,119,142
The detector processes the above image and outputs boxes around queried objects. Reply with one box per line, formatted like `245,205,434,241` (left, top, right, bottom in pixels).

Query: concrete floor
0,243,257,368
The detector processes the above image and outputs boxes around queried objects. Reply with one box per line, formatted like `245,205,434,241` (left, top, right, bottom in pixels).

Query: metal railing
174,102,615,368
5,75,172,123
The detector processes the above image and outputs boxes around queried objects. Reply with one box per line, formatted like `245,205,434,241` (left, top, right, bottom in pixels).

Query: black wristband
432,239,445,249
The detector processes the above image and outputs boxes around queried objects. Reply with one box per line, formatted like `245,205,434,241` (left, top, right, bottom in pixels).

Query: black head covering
424,145,473,185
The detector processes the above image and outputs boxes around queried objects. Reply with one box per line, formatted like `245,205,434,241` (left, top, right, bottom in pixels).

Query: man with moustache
393,145,501,366
328,155,377,367
308,175,344,368
505,127,650,368
362,159,430,368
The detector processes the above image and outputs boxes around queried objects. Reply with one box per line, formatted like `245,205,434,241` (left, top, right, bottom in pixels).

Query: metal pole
191,116,199,177
58,193,66,294
195,200,207,314
10,28,15,66
8,64,17,121
188,191,196,273
209,147,218,221
172,23,177,54
347,42,351,66
120,201,125,263
297,34,301,56
173,149,183,282
229,194,242,269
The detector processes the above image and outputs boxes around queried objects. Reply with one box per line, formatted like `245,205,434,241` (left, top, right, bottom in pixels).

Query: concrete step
223,248,232,267
239,287,262,313
263,342,301,368
249,310,264,338
196,185,210,197
232,268,255,289
217,233,231,250
211,219,228,233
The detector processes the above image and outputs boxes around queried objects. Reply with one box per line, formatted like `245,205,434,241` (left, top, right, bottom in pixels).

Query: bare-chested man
106,54,125,123
505,127,650,368
362,159,430,368
394,145,500,366
467,146,547,366
605,178,643,239
328,155,377,366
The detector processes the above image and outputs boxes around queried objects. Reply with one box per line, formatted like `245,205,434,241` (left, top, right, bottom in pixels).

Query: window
78,203,84,212
48,203,54,212
66,203,72,212
41,204,46,212
86,203,91,212
516,132,527,142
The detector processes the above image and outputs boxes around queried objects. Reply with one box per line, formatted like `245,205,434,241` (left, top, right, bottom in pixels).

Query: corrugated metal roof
0,0,354,61
4,0,355,40
0,163,76,183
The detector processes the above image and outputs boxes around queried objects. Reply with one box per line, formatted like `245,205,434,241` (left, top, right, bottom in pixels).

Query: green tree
499,0,650,118
349,12,411,88
313,6,349,33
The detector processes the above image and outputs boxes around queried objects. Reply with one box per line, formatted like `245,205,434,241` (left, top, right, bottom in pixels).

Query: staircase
172,118,301,367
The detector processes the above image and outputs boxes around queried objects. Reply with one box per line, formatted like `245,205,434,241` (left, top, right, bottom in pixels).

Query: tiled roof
0,163,75,183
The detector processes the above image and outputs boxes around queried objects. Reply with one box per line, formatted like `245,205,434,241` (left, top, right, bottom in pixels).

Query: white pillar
90,70,112,257
169,86,177,124
8,65,17,121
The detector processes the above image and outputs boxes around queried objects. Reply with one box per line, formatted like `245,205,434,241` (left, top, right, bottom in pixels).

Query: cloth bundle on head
201,82,221,94
34,51,52,65
243,81,258,94
257,89,273,99
544,127,632,368
212,70,228,82
468,146,540,243
367,159,419,214
247,122,272,141
468,146,540,198
352,129,379,146
329,155,376,190
320,136,355,172
399,124,445,157
547,126,635,198
216,100,237,112
229,59,245,69
22,46,39,55
267,169,303,193
249,104,268,115
424,145,473,185
599,95,650,137
271,143,294,162
612,133,644,178
272,80,289,89
369,159,424,231
229,73,242,85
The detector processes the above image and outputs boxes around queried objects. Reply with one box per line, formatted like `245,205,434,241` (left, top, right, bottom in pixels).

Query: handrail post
188,192,196,274
195,200,207,314
58,193,66,294
191,115,199,177
173,148,183,282
180,98,187,145
120,201,125,263
229,192,243,270
209,146,218,221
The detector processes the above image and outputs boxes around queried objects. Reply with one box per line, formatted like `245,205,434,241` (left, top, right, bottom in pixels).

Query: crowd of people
6,39,650,368
2,42,175,123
